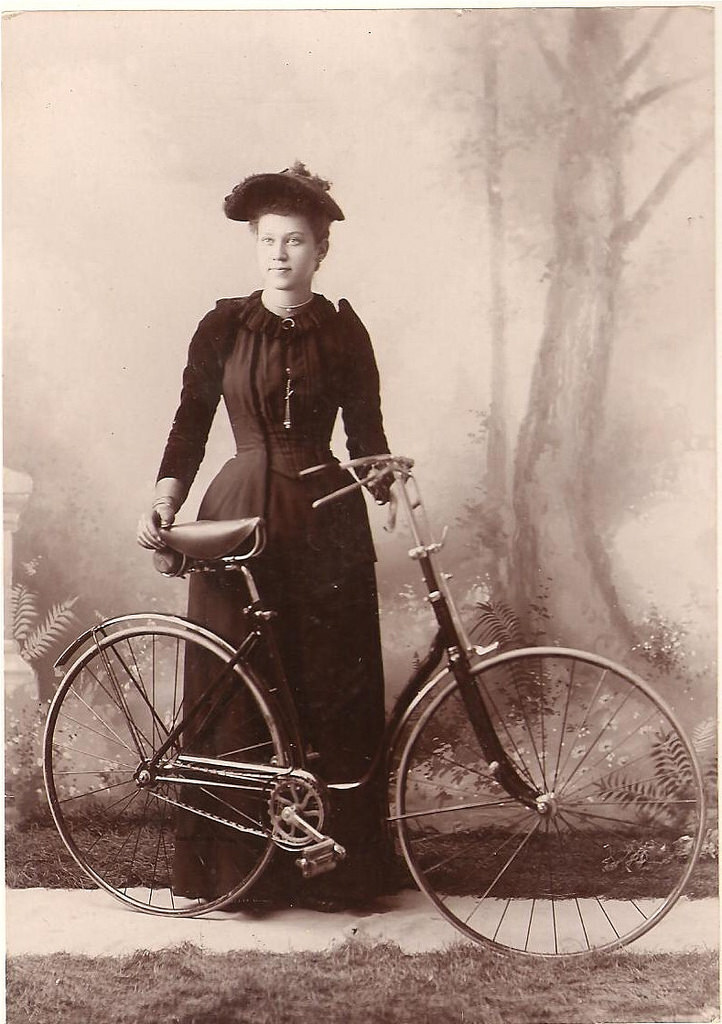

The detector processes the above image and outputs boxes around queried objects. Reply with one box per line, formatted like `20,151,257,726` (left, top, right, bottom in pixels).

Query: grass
6,815,719,1023
6,941,720,1024
6,818,718,899
410,827,718,899
5,820,90,889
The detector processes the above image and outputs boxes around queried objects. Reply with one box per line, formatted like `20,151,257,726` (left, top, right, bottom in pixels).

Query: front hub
535,792,558,818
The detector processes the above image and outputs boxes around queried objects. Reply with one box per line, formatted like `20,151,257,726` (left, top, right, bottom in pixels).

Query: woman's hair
248,198,333,244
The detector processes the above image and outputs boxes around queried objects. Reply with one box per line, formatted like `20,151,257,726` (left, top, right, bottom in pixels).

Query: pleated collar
235,290,336,336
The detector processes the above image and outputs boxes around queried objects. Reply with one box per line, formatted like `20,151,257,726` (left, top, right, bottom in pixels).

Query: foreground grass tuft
6,941,719,1024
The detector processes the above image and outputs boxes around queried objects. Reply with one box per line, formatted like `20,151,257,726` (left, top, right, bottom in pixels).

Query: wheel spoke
75,662,156,757
398,770,506,803
390,796,519,824
396,650,705,957
552,666,609,786
557,705,664,798
45,622,287,916
61,690,140,757
550,657,577,792
476,672,543,793
469,817,543,906
52,739,137,772
55,774,138,806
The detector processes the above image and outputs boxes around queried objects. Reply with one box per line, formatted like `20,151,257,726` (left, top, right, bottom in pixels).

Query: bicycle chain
146,762,327,848
146,787,268,840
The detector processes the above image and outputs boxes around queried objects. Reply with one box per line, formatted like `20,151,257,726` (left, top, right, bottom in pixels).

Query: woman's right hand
138,479,185,551
137,502,177,550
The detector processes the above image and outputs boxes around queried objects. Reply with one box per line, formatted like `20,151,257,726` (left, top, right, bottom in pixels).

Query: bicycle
43,454,706,957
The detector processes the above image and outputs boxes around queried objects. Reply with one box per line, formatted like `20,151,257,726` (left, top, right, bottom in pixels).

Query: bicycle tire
394,647,706,957
43,617,291,916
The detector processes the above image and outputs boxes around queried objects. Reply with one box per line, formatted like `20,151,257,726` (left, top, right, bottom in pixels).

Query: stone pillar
4,466,36,697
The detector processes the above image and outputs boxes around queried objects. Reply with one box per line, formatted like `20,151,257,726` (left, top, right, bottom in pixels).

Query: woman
137,162,392,910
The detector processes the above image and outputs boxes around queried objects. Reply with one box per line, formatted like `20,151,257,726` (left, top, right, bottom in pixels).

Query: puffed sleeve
337,298,390,462
155,301,236,488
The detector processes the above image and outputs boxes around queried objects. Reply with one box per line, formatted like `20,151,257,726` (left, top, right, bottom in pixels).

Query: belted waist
234,439,335,478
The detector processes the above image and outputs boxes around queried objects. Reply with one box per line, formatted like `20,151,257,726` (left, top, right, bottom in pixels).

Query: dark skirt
172,554,390,902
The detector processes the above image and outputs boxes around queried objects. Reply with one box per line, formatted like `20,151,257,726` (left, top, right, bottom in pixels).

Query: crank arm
279,805,328,842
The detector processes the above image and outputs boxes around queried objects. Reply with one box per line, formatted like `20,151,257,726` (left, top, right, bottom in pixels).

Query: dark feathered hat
224,161,345,222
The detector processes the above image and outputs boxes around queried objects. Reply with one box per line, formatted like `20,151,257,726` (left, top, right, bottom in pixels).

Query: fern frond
495,602,525,647
471,600,524,650
597,770,670,807
11,584,40,643
651,729,694,790
691,718,717,756
21,597,79,662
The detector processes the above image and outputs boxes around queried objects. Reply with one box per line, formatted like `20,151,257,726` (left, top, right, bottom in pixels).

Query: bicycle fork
395,477,540,811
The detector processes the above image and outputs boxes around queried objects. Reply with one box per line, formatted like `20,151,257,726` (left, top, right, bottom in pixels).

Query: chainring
268,773,328,849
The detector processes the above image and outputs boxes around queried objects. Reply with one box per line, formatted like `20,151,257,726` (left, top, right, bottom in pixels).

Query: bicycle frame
52,456,539,822
54,598,308,809
45,453,708,949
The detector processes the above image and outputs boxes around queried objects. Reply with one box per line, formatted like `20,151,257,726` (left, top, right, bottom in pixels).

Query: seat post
239,564,262,604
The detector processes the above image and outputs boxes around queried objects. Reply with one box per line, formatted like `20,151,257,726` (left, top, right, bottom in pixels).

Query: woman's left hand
364,464,393,505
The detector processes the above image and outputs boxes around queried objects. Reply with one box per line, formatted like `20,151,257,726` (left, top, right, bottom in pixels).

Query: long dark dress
156,291,391,901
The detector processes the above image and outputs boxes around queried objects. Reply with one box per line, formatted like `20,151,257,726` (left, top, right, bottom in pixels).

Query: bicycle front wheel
394,648,706,957
44,617,290,916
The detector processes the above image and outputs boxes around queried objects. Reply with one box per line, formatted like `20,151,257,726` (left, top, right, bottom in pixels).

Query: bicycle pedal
294,838,346,879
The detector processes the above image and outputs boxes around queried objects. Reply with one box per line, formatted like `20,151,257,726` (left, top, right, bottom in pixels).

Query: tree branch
620,74,704,119
613,132,712,248
619,8,675,81
528,19,569,91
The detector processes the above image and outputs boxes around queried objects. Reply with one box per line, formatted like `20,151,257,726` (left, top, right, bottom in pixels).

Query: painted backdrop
3,9,715,728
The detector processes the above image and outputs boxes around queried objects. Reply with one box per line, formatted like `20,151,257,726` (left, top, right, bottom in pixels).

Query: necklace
262,292,313,316
280,297,312,312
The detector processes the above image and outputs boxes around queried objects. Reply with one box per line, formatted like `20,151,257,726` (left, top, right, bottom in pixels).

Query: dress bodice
221,300,341,475
157,291,389,570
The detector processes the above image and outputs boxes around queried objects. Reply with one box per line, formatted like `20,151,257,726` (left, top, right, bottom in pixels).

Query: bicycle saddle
158,517,263,559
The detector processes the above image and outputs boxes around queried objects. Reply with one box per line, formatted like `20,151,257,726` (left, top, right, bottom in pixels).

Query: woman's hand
137,479,185,550
364,463,393,506
137,502,177,550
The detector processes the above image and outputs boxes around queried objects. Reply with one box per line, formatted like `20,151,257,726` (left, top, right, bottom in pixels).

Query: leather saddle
157,517,264,559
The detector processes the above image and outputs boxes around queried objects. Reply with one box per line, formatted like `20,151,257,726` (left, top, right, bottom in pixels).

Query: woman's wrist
153,496,180,513
153,478,185,514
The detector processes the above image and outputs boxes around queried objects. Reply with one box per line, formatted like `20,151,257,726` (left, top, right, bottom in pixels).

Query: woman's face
254,212,328,294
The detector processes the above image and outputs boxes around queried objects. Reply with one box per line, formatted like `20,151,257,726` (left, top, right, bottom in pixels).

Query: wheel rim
394,648,707,957
44,622,288,916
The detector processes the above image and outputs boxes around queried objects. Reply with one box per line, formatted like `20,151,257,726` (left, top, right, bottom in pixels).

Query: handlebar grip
299,461,337,478
307,456,414,510
311,478,365,509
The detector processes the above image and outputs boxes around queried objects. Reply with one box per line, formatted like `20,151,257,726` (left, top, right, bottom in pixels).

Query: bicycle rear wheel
394,648,706,957
44,616,290,916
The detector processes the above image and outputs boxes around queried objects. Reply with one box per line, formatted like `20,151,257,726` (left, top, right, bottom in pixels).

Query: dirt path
6,889,719,957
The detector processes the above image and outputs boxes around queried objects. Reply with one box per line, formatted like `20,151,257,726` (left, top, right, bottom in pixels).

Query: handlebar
303,452,474,652
299,454,415,511
151,452,476,654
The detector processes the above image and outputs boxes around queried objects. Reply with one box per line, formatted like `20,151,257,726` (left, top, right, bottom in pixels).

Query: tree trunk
482,18,511,592
510,10,635,653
